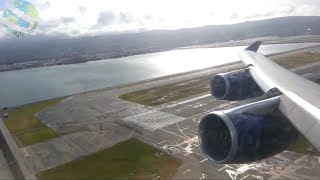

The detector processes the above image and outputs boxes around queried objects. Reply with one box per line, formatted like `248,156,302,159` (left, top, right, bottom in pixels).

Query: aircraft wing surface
239,42,320,150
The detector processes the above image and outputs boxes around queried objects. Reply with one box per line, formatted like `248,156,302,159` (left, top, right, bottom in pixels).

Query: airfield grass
37,138,182,180
15,128,58,146
119,75,213,106
288,134,320,156
0,98,64,147
275,52,320,69
119,52,320,106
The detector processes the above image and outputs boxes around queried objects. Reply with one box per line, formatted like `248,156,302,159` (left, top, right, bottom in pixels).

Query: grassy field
119,75,213,106
0,98,64,147
37,138,182,180
119,66,241,106
119,52,320,106
288,134,320,156
275,52,320,69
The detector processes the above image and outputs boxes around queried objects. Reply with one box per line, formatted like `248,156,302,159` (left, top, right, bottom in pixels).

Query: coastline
1,36,320,73
2,42,320,109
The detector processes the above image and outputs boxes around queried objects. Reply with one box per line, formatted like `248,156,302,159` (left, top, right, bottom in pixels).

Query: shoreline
0,61,241,110
2,43,320,109
1,39,320,73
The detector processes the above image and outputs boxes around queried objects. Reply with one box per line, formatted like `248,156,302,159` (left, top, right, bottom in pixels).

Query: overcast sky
0,0,320,38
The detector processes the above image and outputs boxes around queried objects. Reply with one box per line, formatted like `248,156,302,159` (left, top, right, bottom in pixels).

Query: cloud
245,11,275,19
0,24,8,38
292,0,320,5
119,12,133,24
282,5,296,14
37,19,60,32
2,0,320,38
61,17,75,25
91,11,135,29
144,15,152,20
78,6,87,14
230,13,238,20
37,17,75,35
95,11,115,27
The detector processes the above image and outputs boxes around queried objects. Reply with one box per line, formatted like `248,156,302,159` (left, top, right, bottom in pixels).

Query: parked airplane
199,41,320,164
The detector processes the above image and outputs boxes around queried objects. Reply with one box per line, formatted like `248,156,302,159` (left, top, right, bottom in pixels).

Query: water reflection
0,43,319,108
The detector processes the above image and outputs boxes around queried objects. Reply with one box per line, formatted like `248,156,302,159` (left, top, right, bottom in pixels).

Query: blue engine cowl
210,68,263,101
198,97,298,164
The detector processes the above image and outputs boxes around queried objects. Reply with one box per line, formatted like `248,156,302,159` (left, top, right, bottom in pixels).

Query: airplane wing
198,41,320,164
240,42,320,150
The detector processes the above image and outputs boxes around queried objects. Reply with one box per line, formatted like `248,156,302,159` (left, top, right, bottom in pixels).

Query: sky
0,0,320,38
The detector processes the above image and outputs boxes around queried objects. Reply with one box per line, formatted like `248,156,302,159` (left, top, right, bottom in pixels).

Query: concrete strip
176,94,212,105
0,150,14,179
0,117,37,180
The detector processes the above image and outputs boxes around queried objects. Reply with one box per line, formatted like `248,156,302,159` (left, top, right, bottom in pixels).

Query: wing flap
279,94,320,149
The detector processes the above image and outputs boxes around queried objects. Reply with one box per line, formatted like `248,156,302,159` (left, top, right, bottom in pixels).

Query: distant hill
1,16,320,67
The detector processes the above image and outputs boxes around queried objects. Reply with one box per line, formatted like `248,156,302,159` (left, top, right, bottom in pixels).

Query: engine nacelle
198,97,298,164
210,68,263,101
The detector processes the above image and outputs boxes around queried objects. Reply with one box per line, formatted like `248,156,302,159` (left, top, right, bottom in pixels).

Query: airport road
0,149,14,180
23,48,320,179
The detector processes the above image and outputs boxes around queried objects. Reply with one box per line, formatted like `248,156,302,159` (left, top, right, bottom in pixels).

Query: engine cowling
198,97,298,164
210,68,263,101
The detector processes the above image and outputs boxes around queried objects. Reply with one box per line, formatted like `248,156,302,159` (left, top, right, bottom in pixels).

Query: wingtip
245,41,262,52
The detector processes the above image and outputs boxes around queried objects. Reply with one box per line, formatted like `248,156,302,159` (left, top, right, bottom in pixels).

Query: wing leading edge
239,42,320,151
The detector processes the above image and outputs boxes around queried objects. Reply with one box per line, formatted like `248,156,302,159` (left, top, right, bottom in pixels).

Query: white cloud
0,0,320,38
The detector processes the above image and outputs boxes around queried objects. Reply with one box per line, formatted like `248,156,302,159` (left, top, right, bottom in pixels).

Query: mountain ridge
0,16,320,71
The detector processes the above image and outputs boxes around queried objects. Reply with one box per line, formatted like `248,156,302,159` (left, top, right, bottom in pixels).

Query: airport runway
23,47,320,179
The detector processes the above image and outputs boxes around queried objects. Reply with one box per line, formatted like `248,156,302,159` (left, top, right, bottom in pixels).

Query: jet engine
210,68,263,100
198,96,298,164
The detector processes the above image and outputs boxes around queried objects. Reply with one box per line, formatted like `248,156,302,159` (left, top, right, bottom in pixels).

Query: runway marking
127,128,136,138
183,169,191,174
164,94,212,109
61,97,73,102
176,107,189,112
158,141,166,144
200,158,208,163
184,128,198,135
151,176,160,180
123,111,185,131
22,148,31,158
200,173,207,180
177,94,212,105
186,101,237,120
175,136,198,146
160,128,189,139
219,165,234,171
240,175,250,180
123,100,236,132
166,104,178,108
177,123,192,139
